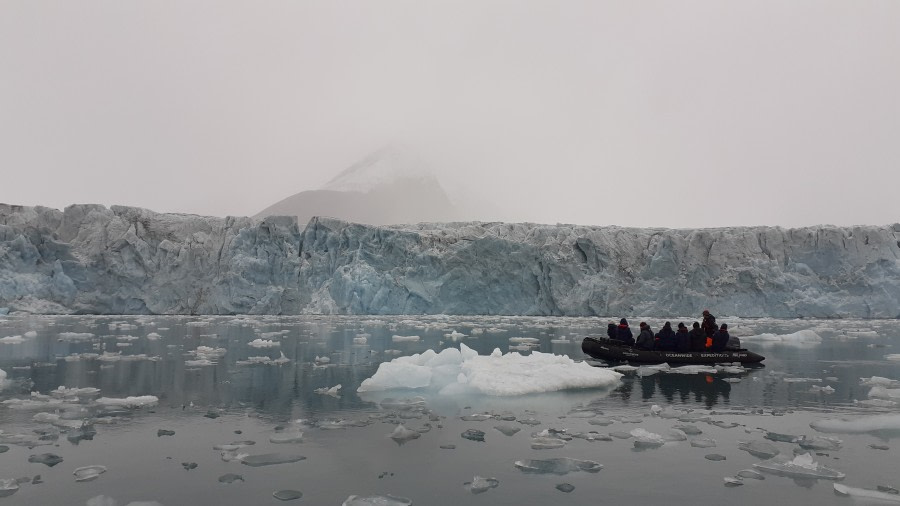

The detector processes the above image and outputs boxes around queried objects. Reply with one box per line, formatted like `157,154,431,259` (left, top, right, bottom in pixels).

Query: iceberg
356,344,621,396
810,414,900,435
741,329,822,345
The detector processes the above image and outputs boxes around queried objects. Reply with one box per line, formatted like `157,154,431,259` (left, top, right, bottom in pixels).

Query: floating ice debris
0,446,8,453
461,429,486,442
518,417,542,426
665,429,688,442
886,354,900,361
861,376,900,387
73,465,107,482
28,453,63,467
691,438,717,448
571,431,612,442
674,424,703,435
797,435,842,451
342,495,412,506
810,413,900,434
314,385,342,397
705,454,726,461
610,431,632,439
358,344,621,395
494,425,521,436
379,397,426,410
855,399,898,408
0,335,25,344
464,476,499,494
723,477,743,486
833,483,900,502
710,421,740,429
440,444,456,449
58,332,95,342
531,437,567,449
51,386,101,398
392,335,420,342
218,473,244,483
668,365,718,375
269,432,303,444
445,331,467,340
514,457,603,475
588,418,614,427
869,386,900,400
736,469,765,480
611,365,639,373
869,444,890,450
738,440,780,459
461,414,492,421
146,332,161,340
241,453,306,467
753,453,845,480
616,416,643,424
248,338,280,348
182,462,198,470
96,396,158,408
389,425,421,445
631,428,666,448
314,355,331,365
273,490,303,501
808,385,835,394
0,480,18,498
353,336,368,344
742,330,822,345
723,378,742,383
556,483,575,493
764,431,798,443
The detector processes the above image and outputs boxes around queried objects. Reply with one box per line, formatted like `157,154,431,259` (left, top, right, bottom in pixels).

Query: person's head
639,322,647,329
608,322,616,329
620,318,628,326
678,322,686,330
663,321,671,328
702,310,710,316
692,322,700,329
720,323,728,330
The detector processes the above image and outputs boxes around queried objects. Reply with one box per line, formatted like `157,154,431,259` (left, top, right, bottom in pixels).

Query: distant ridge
256,146,459,225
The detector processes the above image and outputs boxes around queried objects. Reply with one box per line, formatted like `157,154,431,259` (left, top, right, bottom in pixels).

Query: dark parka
675,326,691,352
616,319,635,346
636,325,655,350
655,322,677,351
688,326,707,351
701,312,717,338
710,329,730,352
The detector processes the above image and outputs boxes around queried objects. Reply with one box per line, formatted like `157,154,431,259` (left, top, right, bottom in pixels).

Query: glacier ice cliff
1,203,899,317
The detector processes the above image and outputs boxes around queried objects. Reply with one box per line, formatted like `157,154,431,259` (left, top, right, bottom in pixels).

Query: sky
1,0,898,228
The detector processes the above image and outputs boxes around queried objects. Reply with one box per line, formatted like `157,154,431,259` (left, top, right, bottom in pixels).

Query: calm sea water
0,314,898,505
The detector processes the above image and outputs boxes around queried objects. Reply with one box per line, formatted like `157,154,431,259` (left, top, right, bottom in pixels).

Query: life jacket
705,337,713,348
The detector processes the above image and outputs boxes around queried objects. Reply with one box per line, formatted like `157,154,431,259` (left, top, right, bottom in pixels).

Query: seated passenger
616,318,635,346
655,321,677,351
675,322,691,352
725,332,742,350
688,322,706,351
710,323,730,352
607,323,617,340
635,322,654,350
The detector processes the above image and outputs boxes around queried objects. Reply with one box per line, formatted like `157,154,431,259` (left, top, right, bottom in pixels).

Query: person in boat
725,332,742,350
607,323,617,340
675,322,691,352
701,310,717,338
616,318,635,346
655,321,677,351
688,322,706,351
635,322,654,350
710,323,731,352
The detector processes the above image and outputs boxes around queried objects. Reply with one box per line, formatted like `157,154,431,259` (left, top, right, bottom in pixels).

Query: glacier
1,203,899,317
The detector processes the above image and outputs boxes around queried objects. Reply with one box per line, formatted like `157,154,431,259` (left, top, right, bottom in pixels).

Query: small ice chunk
269,432,303,444
531,437,566,450
342,495,412,506
630,428,665,449
464,476,499,494
494,425,521,436
753,453,845,480
28,453,64,467
461,414,492,421
738,440,780,459
514,457,603,475
96,396,158,408
797,435,842,451
248,339,280,348
833,484,900,502
810,413,900,434
588,417,614,427
736,469,765,480
556,483,575,493
705,454,726,461
273,490,303,501
73,465,107,482
461,429,486,442
389,425,421,445
665,429,687,442
392,335,421,342
241,453,306,467
691,438,717,448
723,477,743,486
0,479,18,498
218,473,244,483
674,424,702,435
314,385,342,397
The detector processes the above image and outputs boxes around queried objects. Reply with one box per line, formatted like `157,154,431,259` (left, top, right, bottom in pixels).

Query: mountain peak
321,145,436,193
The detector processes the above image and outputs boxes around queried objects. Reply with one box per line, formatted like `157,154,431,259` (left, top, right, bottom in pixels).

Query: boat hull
581,337,765,364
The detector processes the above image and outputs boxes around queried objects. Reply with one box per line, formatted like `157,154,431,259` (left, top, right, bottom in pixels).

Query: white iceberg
357,344,621,396
741,329,822,345
810,413,900,434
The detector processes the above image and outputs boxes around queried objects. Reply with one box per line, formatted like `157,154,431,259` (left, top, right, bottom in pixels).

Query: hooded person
675,322,691,352
710,323,730,352
655,321,677,351
688,322,706,351
701,310,717,338
607,323,617,340
616,318,635,346
635,322,655,350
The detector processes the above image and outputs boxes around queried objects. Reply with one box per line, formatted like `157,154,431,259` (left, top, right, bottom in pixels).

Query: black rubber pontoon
581,337,765,364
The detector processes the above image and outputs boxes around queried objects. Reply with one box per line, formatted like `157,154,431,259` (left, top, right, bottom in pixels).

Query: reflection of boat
581,337,765,364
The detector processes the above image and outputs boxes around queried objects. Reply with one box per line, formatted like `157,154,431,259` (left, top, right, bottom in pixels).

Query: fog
2,1,898,228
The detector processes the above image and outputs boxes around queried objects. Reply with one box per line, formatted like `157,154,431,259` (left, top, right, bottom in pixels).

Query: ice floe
810,413,900,434
753,453,845,480
742,329,822,345
514,457,603,475
833,484,900,502
342,495,412,506
357,344,621,396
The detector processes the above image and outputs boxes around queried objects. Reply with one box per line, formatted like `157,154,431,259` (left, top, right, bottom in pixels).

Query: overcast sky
2,1,898,228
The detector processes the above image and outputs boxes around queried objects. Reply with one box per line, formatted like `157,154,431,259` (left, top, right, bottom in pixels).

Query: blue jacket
655,325,677,351
616,324,635,346
710,330,730,351
675,329,691,352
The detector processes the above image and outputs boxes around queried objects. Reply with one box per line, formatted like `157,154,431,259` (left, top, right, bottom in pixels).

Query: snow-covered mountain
255,146,459,225
2,203,898,317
